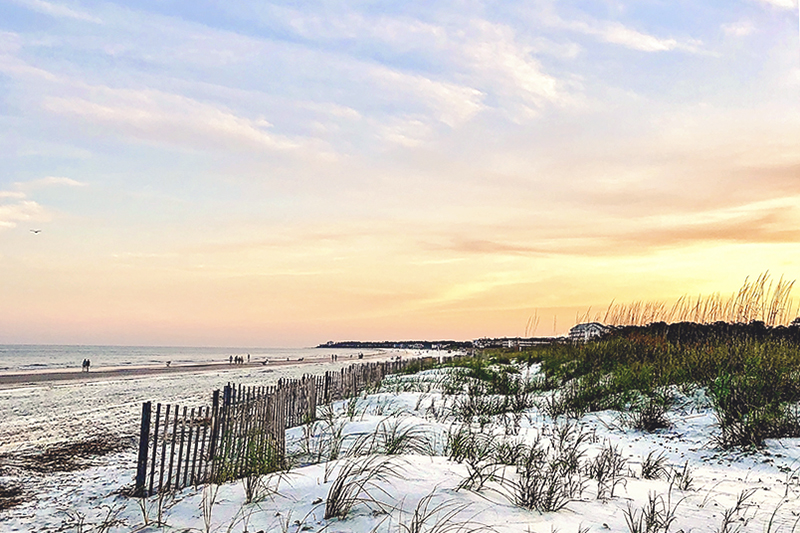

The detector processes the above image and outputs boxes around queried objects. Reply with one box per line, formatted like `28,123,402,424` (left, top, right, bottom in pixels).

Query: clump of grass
549,422,590,477
345,396,368,421
542,373,622,419
498,422,588,512
453,388,508,422
623,391,672,432
586,441,626,499
640,451,669,480
291,406,348,483
241,438,283,503
672,461,693,492
324,454,400,520
710,371,800,448
714,488,756,533
506,441,576,512
201,483,220,533
351,418,434,456
446,426,503,492
398,490,495,533
623,490,680,533
445,425,475,463
493,438,527,466
457,456,504,493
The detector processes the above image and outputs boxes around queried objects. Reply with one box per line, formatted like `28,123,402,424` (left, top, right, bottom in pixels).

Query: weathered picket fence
133,356,443,496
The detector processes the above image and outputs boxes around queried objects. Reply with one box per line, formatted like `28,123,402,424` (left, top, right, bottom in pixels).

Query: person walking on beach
85,359,90,372
81,359,86,372
229,355,233,364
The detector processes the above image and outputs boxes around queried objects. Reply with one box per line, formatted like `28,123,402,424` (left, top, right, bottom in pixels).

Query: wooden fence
134,356,445,496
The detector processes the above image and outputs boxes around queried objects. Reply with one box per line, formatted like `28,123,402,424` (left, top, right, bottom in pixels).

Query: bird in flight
30,229,41,234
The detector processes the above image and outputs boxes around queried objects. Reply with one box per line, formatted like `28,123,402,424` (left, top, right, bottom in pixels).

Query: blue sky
0,0,798,346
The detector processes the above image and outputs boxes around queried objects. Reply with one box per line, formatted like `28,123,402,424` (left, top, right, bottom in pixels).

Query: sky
0,0,799,347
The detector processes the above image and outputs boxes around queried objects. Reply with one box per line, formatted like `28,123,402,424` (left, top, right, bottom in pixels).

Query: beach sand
0,351,391,388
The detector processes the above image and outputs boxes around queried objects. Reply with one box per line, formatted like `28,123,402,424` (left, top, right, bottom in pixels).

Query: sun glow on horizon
0,1,798,346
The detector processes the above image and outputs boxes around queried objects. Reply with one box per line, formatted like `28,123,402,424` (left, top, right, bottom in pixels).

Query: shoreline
0,351,393,389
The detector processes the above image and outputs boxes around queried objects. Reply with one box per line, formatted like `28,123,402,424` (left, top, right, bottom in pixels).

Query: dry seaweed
0,484,24,510
0,435,134,475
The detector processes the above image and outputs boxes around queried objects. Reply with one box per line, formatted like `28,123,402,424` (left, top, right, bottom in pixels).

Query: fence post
208,390,220,465
134,401,152,497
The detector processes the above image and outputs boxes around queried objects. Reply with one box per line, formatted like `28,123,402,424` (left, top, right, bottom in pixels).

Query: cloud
533,3,701,54
0,191,47,229
8,0,102,23
722,21,756,37
458,20,566,109
634,209,800,247
425,189,800,260
442,238,552,256
586,21,677,51
0,191,26,199
369,66,485,127
287,12,569,110
753,0,798,9
41,87,312,154
0,31,22,55
377,117,433,147
562,19,690,52
230,7,569,115
21,176,88,188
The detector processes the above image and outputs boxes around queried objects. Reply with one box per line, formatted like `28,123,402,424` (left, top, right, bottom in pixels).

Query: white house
569,322,609,342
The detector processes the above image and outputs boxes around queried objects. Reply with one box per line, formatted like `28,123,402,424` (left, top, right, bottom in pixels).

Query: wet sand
0,352,389,388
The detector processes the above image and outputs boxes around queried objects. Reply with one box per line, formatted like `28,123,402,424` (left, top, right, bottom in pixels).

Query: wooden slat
195,405,210,486
174,406,187,490
148,403,161,495
165,405,179,490
157,403,171,494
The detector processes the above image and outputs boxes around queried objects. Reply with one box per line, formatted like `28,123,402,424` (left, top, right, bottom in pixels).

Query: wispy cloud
0,31,22,55
722,21,756,37
41,87,312,154
457,20,567,110
0,191,47,229
20,176,88,189
8,0,102,23
0,191,26,199
567,19,680,52
377,117,432,147
233,7,571,115
369,66,485,127
435,195,800,259
531,1,701,54
753,0,798,9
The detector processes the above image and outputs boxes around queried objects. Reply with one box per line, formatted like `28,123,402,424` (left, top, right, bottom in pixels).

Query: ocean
0,344,359,373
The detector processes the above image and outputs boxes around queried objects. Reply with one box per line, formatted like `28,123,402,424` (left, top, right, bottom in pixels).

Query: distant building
569,322,609,342
472,336,564,349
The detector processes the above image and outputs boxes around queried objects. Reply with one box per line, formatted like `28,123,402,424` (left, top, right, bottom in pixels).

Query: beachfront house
569,322,609,342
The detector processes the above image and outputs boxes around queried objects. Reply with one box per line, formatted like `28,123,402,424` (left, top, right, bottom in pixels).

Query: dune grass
477,319,800,447
587,272,797,327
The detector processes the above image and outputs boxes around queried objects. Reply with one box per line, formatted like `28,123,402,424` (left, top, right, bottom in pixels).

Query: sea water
0,344,353,373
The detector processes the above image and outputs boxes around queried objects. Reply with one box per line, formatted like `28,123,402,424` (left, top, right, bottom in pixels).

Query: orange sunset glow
1,0,799,346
